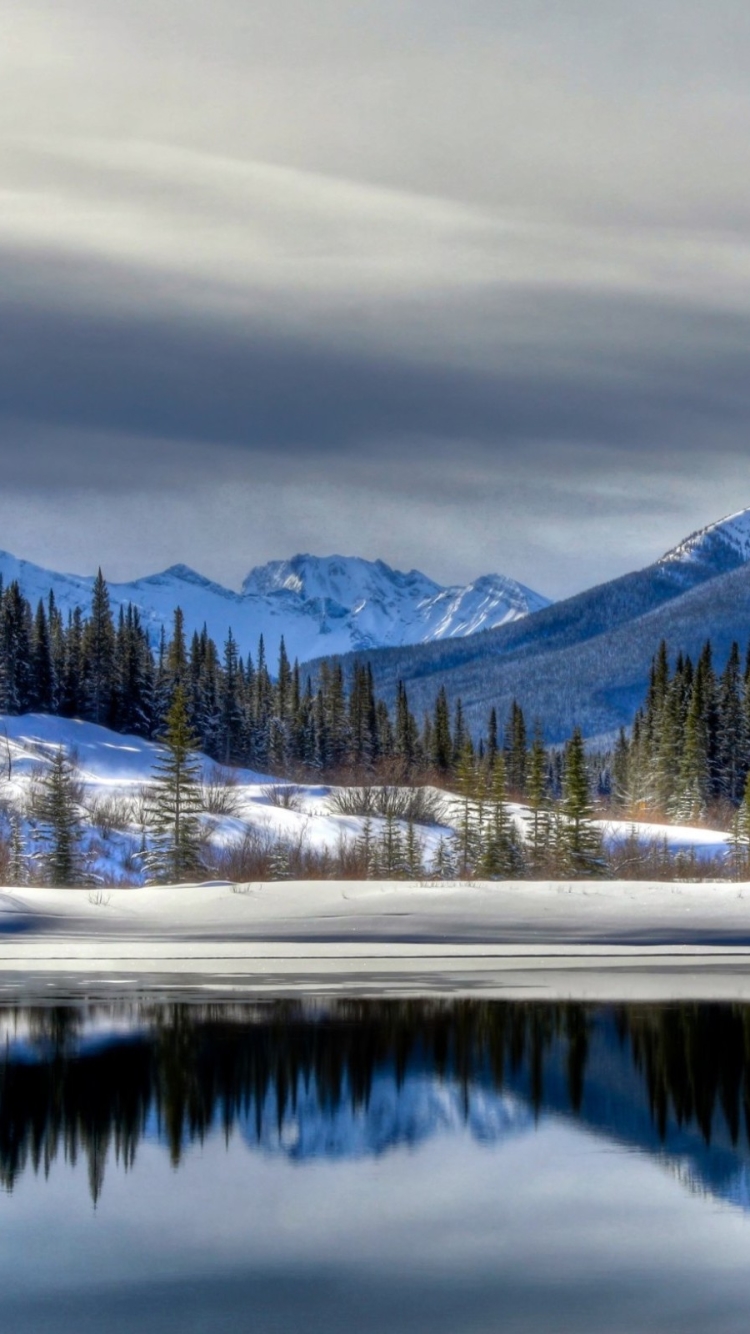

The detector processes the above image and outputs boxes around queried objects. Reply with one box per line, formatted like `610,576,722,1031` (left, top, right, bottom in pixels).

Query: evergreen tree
30,600,54,712
356,815,377,878
560,728,604,876
218,631,243,765
505,701,527,796
431,834,456,880
478,751,520,877
717,643,746,804
454,742,481,876
431,686,452,774
32,747,83,886
672,659,711,821
82,570,116,725
8,814,26,886
728,770,750,880
145,687,205,884
404,819,424,879
526,724,552,873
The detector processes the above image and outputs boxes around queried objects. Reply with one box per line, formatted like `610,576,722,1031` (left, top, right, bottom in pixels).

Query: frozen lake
2,999,750,1333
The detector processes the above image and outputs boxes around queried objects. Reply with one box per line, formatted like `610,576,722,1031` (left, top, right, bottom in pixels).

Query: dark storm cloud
4,1,750,591
2,249,750,476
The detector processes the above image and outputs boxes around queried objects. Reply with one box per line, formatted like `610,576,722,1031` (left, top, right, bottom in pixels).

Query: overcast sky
2,2,750,598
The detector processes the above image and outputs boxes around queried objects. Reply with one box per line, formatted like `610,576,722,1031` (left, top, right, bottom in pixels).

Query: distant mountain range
3,506,750,741
303,508,750,742
0,551,549,665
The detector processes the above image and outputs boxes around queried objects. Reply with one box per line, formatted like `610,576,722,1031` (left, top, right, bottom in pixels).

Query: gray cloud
3,2,750,595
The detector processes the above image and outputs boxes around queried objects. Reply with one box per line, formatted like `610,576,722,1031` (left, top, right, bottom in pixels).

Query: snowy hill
0,714,731,889
658,508,750,577
0,550,549,666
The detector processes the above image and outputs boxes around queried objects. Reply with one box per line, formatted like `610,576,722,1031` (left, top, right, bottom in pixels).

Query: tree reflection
2,1000,750,1201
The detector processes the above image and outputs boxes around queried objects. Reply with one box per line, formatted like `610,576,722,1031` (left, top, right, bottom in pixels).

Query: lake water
2,998,750,1333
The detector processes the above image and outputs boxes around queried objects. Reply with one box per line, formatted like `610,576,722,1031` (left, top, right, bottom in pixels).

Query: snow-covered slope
0,715,733,889
658,507,750,578
0,550,550,665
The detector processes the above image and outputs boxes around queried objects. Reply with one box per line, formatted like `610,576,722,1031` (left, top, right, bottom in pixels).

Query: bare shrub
328,785,447,826
212,820,370,883
203,765,242,817
262,784,304,812
606,831,730,882
85,792,137,837
87,889,112,907
213,825,280,882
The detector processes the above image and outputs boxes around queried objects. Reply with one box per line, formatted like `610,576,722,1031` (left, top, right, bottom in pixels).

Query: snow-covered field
0,714,747,1001
3,878,750,1001
0,713,734,890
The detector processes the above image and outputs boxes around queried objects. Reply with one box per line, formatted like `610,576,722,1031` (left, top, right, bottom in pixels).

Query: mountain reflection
2,1001,750,1206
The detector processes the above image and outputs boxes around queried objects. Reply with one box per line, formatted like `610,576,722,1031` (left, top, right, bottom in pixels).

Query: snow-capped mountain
0,550,550,665
657,507,750,579
342,502,750,743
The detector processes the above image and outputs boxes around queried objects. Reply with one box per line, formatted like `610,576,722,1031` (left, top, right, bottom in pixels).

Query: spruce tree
728,770,750,880
454,742,481,876
31,600,54,712
33,747,84,886
431,687,452,774
526,724,552,873
82,570,116,725
9,814,26,886
560,728,604,876
145,686,205,884
478,751,520,878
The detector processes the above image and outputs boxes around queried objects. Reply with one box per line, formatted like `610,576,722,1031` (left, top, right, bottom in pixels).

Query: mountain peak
658,507,750,576
241,553,441,603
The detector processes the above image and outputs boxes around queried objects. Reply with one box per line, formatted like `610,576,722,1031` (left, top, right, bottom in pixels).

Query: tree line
611,638,750,826
0,571,543,783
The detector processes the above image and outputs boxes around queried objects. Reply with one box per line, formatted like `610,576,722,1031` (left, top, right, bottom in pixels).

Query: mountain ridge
0,549,550,665
302,505,750,742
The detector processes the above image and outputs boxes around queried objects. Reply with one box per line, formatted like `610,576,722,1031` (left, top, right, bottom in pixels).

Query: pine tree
487,707,498,769
431,686,452,774
82,570,116,725
672,661,711,821
145,687,205,884
431,835,456,880
218,631,243,765
478,752,520,877
31,600,54,712
526,724,552,873
377,810,404,877
8,814,26,886
560,728,604,876
728,770,750,880
717,643,746,804
454,742,481,876
357,815,377,878
32,747,84,886
505,701,527,796
404,819,424,879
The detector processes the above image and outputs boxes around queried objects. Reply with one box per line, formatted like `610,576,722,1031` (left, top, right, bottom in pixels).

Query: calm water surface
2,999,750,1333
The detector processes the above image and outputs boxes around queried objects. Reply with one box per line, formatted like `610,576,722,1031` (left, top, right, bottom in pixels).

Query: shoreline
3,878,750,1001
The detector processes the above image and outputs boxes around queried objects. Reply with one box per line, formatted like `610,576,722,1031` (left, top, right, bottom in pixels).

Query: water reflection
2,1000,750,1207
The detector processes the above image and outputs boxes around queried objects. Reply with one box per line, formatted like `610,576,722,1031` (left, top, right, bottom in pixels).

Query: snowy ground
3,879,750,1001
0,714,747,1000
0,713,734,889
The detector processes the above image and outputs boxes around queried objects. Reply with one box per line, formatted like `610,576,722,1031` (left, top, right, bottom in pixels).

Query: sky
3,1,750,599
